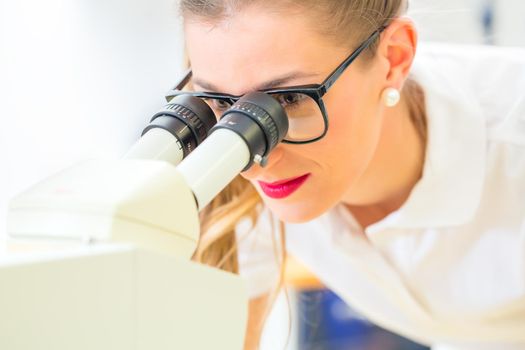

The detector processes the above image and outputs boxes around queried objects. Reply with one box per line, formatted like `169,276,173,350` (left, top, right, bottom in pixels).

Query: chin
263,198,329,224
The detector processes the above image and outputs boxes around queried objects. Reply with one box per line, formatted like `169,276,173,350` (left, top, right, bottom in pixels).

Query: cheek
320,78,383,177
238,142,348,222
237,77,384,223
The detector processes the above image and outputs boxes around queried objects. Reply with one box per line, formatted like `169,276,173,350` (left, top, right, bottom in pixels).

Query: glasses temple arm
320,26,386,93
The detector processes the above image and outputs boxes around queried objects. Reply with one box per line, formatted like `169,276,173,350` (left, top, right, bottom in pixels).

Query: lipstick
258,174,310,199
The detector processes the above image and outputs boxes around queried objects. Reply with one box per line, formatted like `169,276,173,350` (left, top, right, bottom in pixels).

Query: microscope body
1,159,248,350
8,159,200,258
1,91,289,349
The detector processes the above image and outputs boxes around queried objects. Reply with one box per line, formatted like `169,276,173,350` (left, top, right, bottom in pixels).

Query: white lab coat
236,42,525,350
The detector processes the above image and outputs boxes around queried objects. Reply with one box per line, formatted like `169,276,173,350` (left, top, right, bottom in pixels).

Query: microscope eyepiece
211,92,289,170
125,95,216,165
177,92,289,209
146,95,217,157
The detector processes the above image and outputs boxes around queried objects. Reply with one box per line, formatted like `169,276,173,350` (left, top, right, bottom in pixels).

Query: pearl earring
382,87,400,107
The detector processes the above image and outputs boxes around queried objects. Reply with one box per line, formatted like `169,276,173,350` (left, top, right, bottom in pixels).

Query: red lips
258,174,310,199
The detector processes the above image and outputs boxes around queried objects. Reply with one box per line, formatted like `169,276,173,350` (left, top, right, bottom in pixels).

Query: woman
178,0,525,349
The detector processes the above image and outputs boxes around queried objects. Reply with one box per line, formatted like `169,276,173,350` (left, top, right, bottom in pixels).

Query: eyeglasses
165,26,386,144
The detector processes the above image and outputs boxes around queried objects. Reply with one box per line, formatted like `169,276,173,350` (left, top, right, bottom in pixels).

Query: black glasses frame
165,26,386,144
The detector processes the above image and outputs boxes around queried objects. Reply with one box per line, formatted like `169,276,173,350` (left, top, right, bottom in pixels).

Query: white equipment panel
0,241,248,350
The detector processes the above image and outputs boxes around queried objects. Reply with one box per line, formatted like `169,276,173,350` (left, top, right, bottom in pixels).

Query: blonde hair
182,0,427,345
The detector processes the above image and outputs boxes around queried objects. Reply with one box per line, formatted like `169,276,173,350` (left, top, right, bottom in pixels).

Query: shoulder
413,42,525,147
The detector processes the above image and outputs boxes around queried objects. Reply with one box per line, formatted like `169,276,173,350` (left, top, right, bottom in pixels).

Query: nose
242,144,285,180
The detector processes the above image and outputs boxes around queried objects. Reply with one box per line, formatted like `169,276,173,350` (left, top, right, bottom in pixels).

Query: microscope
0,91,288,350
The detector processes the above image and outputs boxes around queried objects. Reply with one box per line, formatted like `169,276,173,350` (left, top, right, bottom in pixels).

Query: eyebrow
192,71,320,93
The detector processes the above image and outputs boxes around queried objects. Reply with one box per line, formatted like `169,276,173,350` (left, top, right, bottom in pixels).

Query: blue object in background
481,0,495,45
297,289,430,350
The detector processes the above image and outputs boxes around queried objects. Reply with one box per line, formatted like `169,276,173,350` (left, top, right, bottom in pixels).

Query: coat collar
366,45,487,234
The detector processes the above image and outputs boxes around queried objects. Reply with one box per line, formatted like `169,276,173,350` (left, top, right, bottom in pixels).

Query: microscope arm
7,159,201,259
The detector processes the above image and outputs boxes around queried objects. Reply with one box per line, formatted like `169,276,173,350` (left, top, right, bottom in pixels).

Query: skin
185,5,424,228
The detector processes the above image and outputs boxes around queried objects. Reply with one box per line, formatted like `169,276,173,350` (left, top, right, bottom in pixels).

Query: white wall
494,0,525,46
409,0,525,47
0,0,185,237
409,0,486,44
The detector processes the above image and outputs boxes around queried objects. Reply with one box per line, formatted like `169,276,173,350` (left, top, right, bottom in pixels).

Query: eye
205,98,232,115
275,93,306,108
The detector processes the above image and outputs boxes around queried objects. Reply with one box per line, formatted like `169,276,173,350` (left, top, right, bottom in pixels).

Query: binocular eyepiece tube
126,91,289,210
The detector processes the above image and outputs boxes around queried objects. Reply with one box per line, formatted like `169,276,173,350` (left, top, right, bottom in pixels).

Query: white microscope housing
2,159,246,350
0,92,289,350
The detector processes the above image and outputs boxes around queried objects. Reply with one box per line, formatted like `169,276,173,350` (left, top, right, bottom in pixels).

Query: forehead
184,7,338,94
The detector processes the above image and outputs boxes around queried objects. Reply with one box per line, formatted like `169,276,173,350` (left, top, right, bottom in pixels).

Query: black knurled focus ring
151,103,207,145
231,101,279,155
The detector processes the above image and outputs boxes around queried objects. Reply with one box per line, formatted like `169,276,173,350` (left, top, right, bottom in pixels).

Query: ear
377,16,418,90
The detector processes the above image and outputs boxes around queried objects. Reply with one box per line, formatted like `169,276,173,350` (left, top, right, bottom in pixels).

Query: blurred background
1,0,524,349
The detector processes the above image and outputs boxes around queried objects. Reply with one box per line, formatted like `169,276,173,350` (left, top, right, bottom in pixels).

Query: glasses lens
193,92,325,142
202,98,233,120
270,92,325,142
